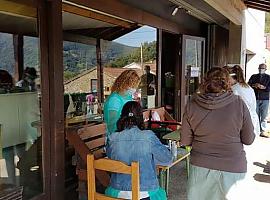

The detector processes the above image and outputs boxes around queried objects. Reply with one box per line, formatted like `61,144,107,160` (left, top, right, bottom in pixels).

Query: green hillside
0,33,137,79
106,41,156,68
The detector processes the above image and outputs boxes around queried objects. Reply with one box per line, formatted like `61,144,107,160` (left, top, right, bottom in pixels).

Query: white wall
243,8,266,80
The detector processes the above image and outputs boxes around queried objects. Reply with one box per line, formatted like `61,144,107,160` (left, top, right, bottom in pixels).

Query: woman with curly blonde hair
104,69,140,135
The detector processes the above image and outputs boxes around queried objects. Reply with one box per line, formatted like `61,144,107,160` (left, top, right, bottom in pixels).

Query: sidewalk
168,137,270,200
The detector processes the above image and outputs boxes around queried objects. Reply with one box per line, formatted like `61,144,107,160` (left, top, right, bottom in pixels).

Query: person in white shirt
227,65,260,136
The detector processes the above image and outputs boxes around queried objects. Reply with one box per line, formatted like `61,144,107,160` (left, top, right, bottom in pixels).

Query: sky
113,26,157,47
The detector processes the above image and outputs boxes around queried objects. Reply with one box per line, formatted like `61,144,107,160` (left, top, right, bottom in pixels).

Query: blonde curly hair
111,70,140,94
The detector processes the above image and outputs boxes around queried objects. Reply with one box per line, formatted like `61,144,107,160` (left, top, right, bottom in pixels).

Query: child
106,101,172,200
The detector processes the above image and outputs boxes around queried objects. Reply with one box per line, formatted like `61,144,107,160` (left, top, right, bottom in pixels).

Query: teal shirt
104,92,132,135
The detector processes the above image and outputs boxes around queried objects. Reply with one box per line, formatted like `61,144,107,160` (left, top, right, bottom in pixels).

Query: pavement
168,136,270,200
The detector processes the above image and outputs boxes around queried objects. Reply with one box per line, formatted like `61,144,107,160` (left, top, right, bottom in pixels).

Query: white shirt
231,83,260,135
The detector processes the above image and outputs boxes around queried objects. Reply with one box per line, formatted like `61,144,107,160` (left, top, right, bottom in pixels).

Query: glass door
0,1,45,199
181,35,205,115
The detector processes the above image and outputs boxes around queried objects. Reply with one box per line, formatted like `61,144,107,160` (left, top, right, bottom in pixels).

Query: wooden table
157,129,191,194
66,114,103,127
162,128,181,141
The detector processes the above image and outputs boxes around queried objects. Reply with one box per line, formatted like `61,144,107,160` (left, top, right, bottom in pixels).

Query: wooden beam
38,1,51,199
245,2,270,10
246,0,270,8
39,0,65,199
203,0,245,25
67,0,189,34
62,2,132,28
246,4,270,12
245,0,270,6
13,34,24,82
0,0,37,18
157,29,162,107
63,32,97,45
8,0,37,7
96,39,104,103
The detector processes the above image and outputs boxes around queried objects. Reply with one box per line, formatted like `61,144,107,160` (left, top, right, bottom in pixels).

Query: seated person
106,101,172,200
0,69,14,92
16,67,37,91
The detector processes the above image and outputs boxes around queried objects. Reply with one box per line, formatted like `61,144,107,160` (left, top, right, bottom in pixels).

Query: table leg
186,156,190,178
185,146,191,178
159,169,165,189
165,168,169,194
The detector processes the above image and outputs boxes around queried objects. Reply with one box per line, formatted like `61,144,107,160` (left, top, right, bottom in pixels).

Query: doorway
180,35,205,118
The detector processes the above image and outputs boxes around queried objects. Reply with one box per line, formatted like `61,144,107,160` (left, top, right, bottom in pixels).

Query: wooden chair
65,123,110,196
87,154,140,200
0,185,23,200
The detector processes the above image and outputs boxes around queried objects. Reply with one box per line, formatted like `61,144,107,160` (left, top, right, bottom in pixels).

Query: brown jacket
181,92,255,173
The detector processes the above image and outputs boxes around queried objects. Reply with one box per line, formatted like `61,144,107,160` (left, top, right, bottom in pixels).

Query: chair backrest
77,123,106,158
66,123,110,187
87,154,140,200
0,185,23,200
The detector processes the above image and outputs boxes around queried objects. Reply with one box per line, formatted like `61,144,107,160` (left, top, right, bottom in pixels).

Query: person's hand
258,84,266,89
254,83,266,89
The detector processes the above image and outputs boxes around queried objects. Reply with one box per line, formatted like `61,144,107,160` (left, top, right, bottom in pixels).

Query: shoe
260,132,270,138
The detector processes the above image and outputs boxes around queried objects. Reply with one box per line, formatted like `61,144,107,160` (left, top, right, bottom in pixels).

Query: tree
107,41,156,68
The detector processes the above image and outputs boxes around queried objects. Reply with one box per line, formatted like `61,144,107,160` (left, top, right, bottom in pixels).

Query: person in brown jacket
181,67,255,200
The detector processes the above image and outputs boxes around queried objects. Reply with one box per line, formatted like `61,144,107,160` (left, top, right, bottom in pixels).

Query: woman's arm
150,133,172,164
180,106,194,146
106,110,119,133
241,101,255,145
104,96,122,133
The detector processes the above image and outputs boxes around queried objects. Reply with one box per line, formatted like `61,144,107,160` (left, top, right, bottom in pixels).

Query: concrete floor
167,136,270,200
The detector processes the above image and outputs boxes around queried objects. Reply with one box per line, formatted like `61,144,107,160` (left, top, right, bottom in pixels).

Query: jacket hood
193,92,237,110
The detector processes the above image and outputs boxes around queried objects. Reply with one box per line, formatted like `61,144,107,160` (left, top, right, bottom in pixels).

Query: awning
244,0,270,12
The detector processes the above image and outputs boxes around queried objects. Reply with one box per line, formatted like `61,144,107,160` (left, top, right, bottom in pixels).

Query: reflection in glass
63,41,103,127
0,4,43,199
185,39,203,101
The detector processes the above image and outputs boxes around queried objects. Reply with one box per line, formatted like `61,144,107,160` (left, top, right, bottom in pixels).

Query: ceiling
119,0,230,28
62,11,139,41
62,12,114,30
244,0,270,12
0,1,139,41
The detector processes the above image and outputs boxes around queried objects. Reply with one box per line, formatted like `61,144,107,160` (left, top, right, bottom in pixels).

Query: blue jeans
256,100,269,132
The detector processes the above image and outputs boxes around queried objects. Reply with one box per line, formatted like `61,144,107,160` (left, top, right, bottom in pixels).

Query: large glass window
63,40,100,126
0,2,43,199
112,26,157,109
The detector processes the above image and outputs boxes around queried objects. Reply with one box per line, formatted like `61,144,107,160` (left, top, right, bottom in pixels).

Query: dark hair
117,101,144,132
199,67,230,94
230,65,249,88
144,65,150,71
0,69,14,89
259,63,267,69
24,67,37,80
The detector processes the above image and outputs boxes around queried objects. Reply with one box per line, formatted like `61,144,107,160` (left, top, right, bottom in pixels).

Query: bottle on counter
171,141,177,158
